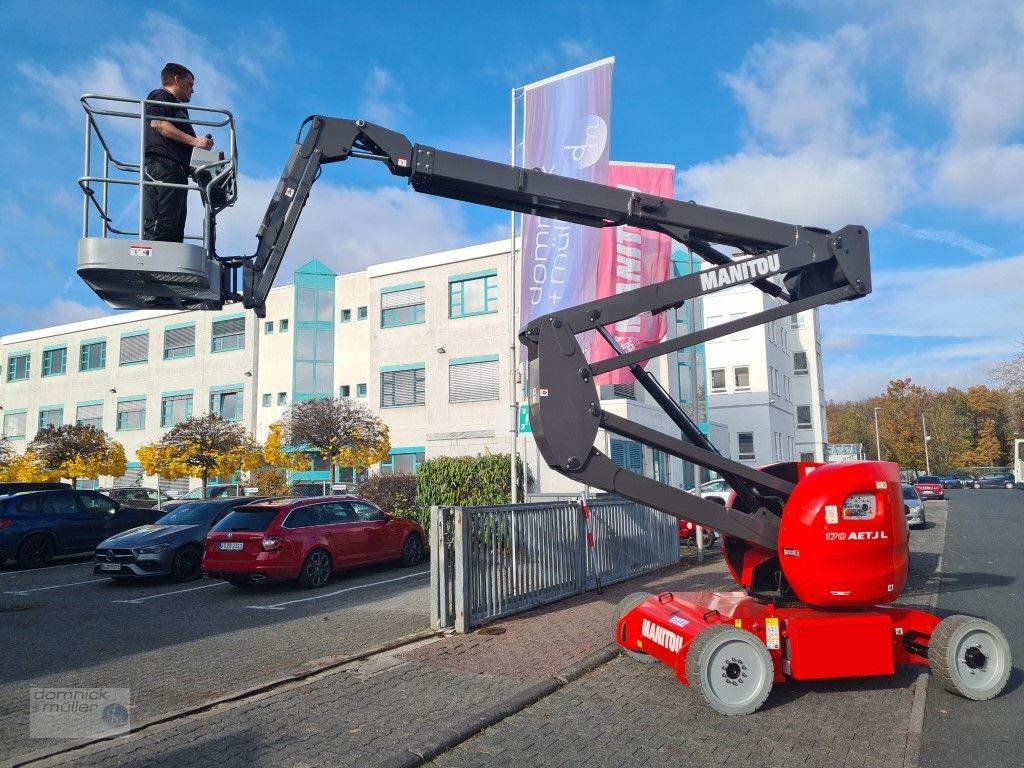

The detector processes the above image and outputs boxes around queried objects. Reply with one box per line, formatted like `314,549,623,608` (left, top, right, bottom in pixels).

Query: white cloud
558,38,598,62
19,298,106,330
210,174,473,280
890,222,996,258
359,66,409,126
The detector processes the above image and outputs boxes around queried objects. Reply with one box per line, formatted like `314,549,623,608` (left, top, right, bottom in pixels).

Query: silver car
94,497,267,581
902,483,926,528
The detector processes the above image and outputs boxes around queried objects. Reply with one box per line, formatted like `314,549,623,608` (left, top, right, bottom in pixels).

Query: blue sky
1,0,1022,399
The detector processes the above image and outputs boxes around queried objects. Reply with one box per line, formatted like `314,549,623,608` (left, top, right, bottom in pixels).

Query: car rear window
213,508,279,532
917,476,939,483
902,485,919,500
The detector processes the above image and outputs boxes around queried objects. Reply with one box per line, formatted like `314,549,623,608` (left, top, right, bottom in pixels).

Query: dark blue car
0,489,160,568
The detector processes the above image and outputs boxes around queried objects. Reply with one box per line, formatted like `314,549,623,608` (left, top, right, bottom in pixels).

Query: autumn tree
877,378,929,470
252,423,310,495
137,415,261,497
29,424,126,487
0,438,58,483
281,398,390,482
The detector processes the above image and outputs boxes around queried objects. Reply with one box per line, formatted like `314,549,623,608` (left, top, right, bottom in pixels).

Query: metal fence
430,497,678,632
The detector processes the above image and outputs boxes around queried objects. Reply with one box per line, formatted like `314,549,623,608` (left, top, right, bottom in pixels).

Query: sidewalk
21,505,947,768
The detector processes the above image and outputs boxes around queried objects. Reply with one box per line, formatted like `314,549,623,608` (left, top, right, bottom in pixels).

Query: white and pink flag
589,161,674,385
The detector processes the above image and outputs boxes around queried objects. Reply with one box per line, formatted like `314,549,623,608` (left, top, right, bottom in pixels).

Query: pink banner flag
590,162,674,385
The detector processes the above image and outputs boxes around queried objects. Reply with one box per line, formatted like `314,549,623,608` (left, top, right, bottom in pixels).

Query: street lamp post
922,412,932,475
873,407,882,461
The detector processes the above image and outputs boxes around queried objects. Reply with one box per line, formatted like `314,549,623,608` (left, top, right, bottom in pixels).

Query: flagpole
509,85,519,504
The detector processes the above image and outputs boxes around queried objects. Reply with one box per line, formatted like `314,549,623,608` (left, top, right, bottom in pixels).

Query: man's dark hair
161,63,194,86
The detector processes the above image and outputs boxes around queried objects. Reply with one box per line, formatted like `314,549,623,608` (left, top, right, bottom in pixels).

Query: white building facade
0,240,827,493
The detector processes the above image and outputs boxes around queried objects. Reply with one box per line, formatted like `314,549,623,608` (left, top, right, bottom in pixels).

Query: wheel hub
964,645,987,670
721,657,748,685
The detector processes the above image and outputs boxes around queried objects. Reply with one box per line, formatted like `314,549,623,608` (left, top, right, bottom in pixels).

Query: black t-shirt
144,88,196,166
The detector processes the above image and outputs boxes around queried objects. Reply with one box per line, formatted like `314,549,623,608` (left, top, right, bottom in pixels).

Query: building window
340,385,351,397
3,411,27,439
381,284,425,328
76,402,103,429
797,405,813,430
734,366,750,391
164,325,196,359
381,366,425,408
610,439,644,474
791,314,804,329
737,432,755,461
211,317,245,352
119,333,149,366
783,375,791,401
39,407,63,430
600,383,636,400
800,451,815,462
80,341,106,372
6,353,30,382
357,383,367,398
380,448,425,475
210,389,243,422
297,287,334,323
278,392,287,406
449,272,497,318
264,321,274,335
294,328,334,395
262,393,271,407
710,368,726,393
116,399,146,431
42,348,67,377
279,319,289,332
449,356,499,403
793,351,809,375
340,309,352,322
160,394,192,428
357,306,367,320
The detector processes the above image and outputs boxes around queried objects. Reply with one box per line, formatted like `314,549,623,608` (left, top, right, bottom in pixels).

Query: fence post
575,496,588,594
453,506,472,633
429,506,442,629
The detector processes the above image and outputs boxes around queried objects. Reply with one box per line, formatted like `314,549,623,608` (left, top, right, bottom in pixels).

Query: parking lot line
111,581,229,604
247,569,429,611
3,577,109,595
0,560,93,577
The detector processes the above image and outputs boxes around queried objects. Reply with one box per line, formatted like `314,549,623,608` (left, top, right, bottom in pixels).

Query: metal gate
430,497,677,632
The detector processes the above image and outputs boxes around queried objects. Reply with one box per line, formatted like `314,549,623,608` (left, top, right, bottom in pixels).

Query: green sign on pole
518,403,532,434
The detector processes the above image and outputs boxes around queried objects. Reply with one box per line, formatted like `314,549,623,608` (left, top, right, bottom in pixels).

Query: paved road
920,489,1024,768
0,556,430,763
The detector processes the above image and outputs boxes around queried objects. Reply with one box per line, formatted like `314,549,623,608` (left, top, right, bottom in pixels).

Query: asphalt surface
0,554,430,763
920,489,1024,768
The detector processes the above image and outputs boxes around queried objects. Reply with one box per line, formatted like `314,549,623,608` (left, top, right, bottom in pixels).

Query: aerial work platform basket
76,94,238,311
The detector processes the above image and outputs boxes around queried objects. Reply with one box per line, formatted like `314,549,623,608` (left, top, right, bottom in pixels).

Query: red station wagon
203,496,425,588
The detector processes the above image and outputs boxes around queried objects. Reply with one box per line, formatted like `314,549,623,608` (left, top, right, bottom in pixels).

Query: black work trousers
143,158,188,242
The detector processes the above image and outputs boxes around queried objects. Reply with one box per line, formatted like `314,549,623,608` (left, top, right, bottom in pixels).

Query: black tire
170,545,203,582
930,615,1012,701
617,591,658,664
17,534,55,569
399,533,425,567
297,548,332,589
685,625,774,715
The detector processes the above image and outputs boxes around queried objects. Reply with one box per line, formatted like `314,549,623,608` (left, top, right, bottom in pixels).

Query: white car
698,478,732,505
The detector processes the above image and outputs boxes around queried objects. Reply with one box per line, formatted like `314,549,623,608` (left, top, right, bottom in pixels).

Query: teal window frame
160,394,193,428
340,309,352,322
380,364,425,408
610,438,644,474
6,352,30,382
262,393,272,407
209,388,243,422
340,385,351,397
79,340,106,372
264,321,274,335
357,306,367,320
356,383,367,398
211,316,245,353
3,410,28,439
42,347,67,377
449,271,498,319
279,319,289,332
163,323,196,360
380,282,426,329
296,286,334,323
116,398,146,431
38,407,63,430
379,447,426,475
277,392,287,406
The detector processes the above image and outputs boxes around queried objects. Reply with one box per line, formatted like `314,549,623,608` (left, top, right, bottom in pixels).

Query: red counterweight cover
777,461,908,608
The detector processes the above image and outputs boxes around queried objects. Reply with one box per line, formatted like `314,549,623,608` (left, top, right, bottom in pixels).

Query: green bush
415,453,527,510
356,473,422,525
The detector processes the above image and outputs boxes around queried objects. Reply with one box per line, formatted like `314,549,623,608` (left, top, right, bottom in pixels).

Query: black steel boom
240,116,872,551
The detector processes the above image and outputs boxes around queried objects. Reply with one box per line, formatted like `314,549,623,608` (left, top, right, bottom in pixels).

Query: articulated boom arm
245,116,872,551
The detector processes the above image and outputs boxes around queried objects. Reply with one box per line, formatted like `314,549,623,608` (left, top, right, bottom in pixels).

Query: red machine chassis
617,591,939,684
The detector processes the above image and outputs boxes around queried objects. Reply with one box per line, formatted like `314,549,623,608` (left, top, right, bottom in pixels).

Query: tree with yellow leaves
137,415,262,498
0,438,60,482
280,398,390,483
251,422,311,495
29,425,126,487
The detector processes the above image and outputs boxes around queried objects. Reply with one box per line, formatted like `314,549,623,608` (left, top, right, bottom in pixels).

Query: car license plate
99,563,121,572
218,541,244,551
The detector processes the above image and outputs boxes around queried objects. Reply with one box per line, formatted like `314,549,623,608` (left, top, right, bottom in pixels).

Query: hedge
415,453,527,511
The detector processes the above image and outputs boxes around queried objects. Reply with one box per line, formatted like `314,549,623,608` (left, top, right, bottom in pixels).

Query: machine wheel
685,625,774,715
930,615,1011,701
170,545,203,581
17,535,55,569
297,549,332,589
616,591,658,664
